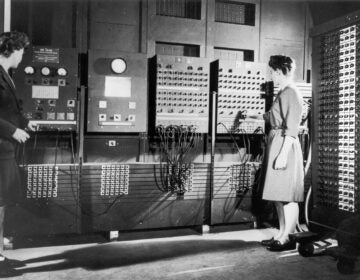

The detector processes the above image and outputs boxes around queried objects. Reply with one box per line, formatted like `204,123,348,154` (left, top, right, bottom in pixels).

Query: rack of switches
151,55,210,133
315,24,358,213
211,60,267,134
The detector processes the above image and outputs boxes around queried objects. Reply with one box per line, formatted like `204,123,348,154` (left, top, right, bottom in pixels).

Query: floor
1,228,359,280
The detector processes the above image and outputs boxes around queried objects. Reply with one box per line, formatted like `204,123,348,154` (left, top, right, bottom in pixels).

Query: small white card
129,102,136,109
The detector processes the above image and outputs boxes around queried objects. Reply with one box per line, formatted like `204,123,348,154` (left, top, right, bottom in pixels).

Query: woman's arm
274,87,302,169
274,135,295,169
246,113,267,120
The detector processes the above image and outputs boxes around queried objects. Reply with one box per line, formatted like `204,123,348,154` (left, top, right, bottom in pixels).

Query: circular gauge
57,67,68,76
41,66,51,76
111,58,127,74
24,66,35,75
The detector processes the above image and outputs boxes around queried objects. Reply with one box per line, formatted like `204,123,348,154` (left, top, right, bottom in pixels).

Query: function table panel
14,47,79,131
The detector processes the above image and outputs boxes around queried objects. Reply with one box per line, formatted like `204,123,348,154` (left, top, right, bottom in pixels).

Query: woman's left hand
27,121,38,132
274,152,288,170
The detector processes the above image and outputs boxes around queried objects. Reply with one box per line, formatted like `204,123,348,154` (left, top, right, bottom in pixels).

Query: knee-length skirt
0,158,22,206
261,129,304,202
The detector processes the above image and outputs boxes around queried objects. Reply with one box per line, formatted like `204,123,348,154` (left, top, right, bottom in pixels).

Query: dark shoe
260,237,275,246
267,240,296,252
4,258,25,268
0,262,22,277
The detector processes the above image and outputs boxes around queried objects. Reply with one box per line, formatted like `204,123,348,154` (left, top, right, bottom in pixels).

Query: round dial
111,58,127,74
24,66,35,75
41,66,51,76
57,67,68,76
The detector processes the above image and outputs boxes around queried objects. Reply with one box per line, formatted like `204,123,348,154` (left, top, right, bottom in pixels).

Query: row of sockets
98,114,135,122
29,112,76,121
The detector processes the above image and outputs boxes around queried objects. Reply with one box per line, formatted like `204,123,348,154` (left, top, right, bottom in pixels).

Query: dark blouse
0,65,28,159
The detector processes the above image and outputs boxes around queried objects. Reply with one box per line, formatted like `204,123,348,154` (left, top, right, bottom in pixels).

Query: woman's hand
27,121,37,132
12,128,30,143
274,151,288,169
246,113,263,120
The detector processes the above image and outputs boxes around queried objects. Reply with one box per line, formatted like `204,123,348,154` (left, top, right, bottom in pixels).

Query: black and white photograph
0,0,359,279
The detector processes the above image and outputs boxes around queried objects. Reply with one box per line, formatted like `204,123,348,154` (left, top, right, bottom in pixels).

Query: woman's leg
278,202,298,243
274,201,285,240
0,206,5,259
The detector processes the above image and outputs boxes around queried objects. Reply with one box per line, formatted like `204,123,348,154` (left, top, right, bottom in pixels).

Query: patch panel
26,165,58,198
100,164,130,196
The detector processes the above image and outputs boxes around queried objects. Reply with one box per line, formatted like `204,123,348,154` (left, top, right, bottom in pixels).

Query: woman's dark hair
268,55,296,75
0,31,29,58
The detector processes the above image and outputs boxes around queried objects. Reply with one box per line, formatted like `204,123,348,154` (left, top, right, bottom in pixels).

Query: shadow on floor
17,239,259,274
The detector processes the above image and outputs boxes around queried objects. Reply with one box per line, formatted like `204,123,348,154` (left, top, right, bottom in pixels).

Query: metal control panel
87,50,148,133
14,47,78,131
211,60,266,134
149,55,210,133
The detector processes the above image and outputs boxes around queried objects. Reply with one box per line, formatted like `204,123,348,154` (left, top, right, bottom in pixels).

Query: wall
259,0,309,81
0,0,4,33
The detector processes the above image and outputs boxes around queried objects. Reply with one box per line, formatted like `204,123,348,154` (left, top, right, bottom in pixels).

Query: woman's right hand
246,113,263,120
12,128,30,143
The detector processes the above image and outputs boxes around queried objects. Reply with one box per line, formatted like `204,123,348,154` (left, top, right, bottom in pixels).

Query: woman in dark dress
0,31,35,276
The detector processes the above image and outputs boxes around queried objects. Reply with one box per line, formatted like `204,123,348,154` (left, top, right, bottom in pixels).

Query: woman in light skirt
249,55,304,251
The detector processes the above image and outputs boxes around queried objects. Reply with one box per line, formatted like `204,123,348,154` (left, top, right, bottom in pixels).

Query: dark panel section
21,133,77,164
90,22,140,52
84,136,140,163
80,163,208,232
156,0,201,19
156,42,200,57
5,165,80,236
0,0,3,33
11,0,75,48
90,0,140,24
215,0,255,26
211,163,261,225
309,1,360,26
150,16,206,46
89,0,141,51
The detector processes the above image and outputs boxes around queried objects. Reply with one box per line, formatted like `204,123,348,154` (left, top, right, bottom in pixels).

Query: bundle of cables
157,125,201,194
218,121,265,192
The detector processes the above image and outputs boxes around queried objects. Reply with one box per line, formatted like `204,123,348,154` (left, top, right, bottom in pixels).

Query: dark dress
0,65,29,206
261,85,304,202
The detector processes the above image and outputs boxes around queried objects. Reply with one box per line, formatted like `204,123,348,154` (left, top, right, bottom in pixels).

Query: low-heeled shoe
267,240,296,252
4,258,25,268
260,237,275,246
0,261,22,277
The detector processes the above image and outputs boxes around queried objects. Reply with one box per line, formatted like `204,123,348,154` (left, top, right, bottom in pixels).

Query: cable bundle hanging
218,121,263,193
157,125,201,194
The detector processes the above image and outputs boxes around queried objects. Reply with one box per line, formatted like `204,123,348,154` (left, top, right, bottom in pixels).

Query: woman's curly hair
0,31,29,58
269,55,296,75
